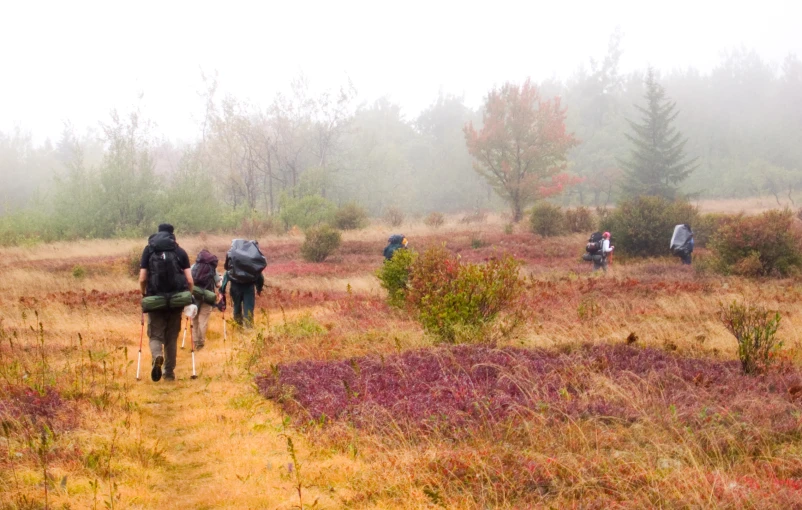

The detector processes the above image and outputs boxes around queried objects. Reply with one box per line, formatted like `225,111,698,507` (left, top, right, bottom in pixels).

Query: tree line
1,35,800,243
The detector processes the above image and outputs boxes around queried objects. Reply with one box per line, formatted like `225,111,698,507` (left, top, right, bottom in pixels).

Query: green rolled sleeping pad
169,291,193,308
192,286,217,305
141,295,167,312
141,290,193,312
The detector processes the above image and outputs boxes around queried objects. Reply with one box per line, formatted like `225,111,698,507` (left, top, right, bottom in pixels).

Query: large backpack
225,239,267,284
670,224,694,256
586,232,604,254
146,232,187,296
192,249,219,291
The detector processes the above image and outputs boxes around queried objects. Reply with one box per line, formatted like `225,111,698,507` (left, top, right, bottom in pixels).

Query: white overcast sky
1,0,799,143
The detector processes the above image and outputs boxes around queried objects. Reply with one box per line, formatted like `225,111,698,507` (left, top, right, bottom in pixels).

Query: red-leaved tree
464,79,579,222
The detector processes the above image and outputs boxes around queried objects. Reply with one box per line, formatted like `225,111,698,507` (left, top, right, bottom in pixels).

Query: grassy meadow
2,211,802,509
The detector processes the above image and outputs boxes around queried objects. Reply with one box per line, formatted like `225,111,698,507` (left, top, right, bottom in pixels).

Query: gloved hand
216,294,227,312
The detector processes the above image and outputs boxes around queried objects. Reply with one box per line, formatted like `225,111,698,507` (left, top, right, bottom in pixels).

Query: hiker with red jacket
190,250,222,350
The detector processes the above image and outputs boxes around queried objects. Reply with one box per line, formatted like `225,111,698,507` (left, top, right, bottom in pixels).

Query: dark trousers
148,309,182,374
680,252,692,265
592,255,607,272
230,281,256,326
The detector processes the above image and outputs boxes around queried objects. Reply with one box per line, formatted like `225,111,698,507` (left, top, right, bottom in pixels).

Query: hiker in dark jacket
221,271,263,327
384,234,408,261
138,223,193,381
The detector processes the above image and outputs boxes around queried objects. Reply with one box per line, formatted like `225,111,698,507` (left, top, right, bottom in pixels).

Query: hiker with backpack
670,224,694,265
584,231,614,272
190,249,222,350
384,234,408,261
221,239,267,327
138,223,193,382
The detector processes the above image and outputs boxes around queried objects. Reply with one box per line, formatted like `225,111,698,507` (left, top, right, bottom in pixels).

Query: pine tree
620,69,696,199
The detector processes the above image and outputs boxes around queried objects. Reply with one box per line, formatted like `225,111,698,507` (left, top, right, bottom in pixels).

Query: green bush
333,202,369,230
720,300,783,374
300,225,342,263
600,196,698,257
694,213,730,248
72,265,87,279
376,248,417,307
424,212,445,228
407,246,523,342
385,206,404,227
564,207,595,233
529,203,565,237
709,209,802,277
280,195,336,231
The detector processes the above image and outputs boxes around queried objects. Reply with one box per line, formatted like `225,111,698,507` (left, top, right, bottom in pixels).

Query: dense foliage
332,202,369,230
376,248,417,307
407,246,522,342
529,203,566,237
720,301,783,374
709,209,802,276
600,196,698,257
300,225,342,263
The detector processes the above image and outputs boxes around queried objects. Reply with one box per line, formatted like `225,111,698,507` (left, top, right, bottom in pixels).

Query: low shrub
376,248,417,307
280,195,336,231
300,225,342,263
504,223,514,235
709,209,802,276
564,207,595,233
424,212,445,228
459,210,487,224
600,196,698,257
333,202,369,230
407,245,523,342
384,206,404,227
694,213,729,248
529,203,565,237
720,300,783,374
71,265,86,279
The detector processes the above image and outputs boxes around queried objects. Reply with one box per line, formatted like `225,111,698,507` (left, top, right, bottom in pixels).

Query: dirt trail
127,315,339,509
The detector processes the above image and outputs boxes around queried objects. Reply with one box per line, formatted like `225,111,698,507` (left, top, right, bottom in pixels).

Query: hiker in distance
221,239,267,327
384,234,408,261
670,224,694,265
594,231,615,272
139,223,194,381
190,249,222,350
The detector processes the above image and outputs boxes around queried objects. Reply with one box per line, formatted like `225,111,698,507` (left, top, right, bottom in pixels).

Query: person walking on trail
221,239,267,327
670,224,694,265
139,223,193,382
190,249,222,350
384,234,408,261
594,231,615,272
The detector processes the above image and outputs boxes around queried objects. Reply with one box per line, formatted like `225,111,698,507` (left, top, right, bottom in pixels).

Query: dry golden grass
2,209,802,508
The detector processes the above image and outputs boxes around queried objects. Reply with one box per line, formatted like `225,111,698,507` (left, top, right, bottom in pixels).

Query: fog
1,0,801,240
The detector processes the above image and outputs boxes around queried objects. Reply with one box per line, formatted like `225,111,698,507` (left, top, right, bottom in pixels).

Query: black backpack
146,232,186,296
192,249,219,291
586,232,604,254
225,239,267,284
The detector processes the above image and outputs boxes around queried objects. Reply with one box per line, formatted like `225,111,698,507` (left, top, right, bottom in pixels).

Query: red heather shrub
711,209,802,276
407,245,522,342
0,386,78,432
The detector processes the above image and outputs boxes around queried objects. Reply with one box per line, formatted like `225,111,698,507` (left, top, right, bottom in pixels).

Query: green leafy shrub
424,212,445,228
600,196,698,257
564,207,595,233
71,265,86,279
720,300,783,374
407,246,523,342
384,207,404,227
529,203,566,237
694,213,730,248
709,209,802,276
376,249,417,307
333,202,369,230
280,195,336,231
300,225,342,263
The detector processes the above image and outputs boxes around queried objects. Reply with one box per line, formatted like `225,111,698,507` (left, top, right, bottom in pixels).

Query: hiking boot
163,372,175,381
195,343,204,352
151,355,164,382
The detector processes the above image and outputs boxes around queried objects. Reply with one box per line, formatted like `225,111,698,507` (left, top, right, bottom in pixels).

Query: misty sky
1,0,799,143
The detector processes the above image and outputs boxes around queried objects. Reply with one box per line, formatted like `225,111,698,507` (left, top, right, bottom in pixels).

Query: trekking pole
189,318,198,380
181,317,187,349
135,312,144,381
